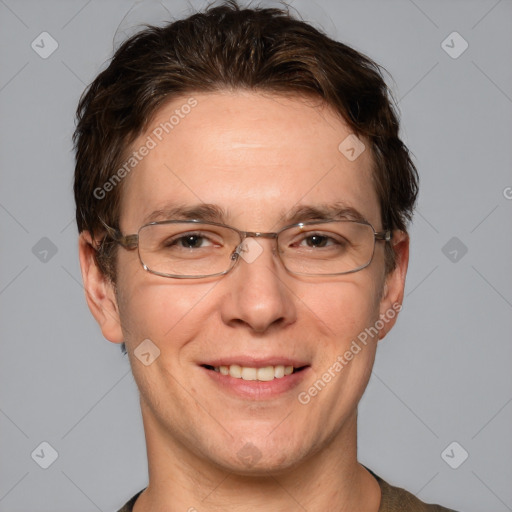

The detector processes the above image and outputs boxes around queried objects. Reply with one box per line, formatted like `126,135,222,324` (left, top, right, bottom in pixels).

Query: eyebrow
141,201,367,226
283,203,367,225
142,203,226,224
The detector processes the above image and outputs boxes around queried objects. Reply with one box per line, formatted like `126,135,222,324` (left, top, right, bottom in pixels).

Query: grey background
0,0,511,510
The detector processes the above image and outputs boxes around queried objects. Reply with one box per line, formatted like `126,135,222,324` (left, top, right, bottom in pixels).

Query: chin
206,436,307,476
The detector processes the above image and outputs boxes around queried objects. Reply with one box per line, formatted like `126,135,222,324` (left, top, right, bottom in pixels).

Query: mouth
201,364,308,381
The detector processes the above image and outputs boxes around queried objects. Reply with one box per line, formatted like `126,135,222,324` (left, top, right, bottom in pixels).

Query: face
80,90,408,475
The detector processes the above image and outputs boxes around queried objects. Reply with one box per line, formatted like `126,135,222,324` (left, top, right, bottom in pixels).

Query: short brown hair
73,0,418,281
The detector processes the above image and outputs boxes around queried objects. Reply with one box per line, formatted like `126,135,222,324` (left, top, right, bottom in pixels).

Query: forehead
119,90,380,230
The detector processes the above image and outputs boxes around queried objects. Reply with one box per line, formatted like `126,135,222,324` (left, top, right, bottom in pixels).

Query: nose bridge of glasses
233,231,279,261
242,231,279,240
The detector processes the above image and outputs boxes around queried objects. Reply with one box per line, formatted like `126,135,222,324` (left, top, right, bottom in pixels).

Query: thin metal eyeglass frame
99,218,392,279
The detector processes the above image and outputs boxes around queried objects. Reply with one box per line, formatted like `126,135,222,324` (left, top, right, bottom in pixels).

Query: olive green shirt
116,469,458,511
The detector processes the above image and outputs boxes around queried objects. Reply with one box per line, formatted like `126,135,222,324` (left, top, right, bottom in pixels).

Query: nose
219,237,297,333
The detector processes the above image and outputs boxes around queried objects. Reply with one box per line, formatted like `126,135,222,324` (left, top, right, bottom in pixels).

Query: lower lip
201,366,311,400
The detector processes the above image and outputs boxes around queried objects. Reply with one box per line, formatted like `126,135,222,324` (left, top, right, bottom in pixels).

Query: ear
377,230,409,340
78,231,124,344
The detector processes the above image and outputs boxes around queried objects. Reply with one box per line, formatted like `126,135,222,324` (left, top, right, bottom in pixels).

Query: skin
79,90,409,511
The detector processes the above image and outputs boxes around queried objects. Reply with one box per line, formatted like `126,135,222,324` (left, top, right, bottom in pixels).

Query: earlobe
78,231,124,344
378,231,409,340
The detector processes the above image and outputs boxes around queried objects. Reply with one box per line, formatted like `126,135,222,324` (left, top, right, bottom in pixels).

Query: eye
295,232,343,249
163,232,218,249
301,234,333,248
177,234,209,249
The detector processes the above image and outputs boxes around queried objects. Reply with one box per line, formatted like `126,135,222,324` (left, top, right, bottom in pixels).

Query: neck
134,401,381,512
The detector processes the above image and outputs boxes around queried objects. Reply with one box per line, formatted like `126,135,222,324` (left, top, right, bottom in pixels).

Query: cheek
302,277,383,339
293,280,383,434
300,276,384,389
116,271,216,349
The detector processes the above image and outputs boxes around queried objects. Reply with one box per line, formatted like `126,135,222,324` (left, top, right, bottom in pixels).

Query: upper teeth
214,364,294,381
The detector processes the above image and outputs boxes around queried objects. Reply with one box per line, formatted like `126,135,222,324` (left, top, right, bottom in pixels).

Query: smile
202,364,307,381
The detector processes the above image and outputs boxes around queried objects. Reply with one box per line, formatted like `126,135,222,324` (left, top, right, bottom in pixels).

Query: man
74,1,459,510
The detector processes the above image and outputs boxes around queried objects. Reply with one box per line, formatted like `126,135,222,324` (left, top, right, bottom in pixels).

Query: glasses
100,219,392,279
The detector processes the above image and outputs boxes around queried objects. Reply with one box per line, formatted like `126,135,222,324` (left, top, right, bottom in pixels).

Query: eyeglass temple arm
375,230,392,242
98,218,139,249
